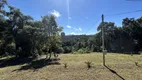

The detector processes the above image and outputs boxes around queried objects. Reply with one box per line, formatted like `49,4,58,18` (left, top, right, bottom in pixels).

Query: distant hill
61,34,94,41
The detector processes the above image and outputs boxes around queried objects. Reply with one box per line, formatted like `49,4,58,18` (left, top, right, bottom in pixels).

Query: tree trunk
54,52,58,58
45,52,48,60
48,53,52,60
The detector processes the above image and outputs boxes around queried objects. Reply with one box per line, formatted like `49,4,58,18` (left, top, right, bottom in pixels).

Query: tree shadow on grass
0,57,33,68
12,58,60,72
104,65,125,80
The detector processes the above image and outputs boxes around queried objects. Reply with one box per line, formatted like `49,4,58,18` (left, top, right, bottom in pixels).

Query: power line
85,18,101,34
105,9,142,17
86,9,142,34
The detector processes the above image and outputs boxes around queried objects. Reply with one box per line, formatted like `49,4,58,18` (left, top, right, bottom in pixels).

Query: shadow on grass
0,57,33,68
12,58,60,72
104,65,125,80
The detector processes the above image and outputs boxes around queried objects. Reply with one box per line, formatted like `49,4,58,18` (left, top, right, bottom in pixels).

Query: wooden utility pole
102,14,105,66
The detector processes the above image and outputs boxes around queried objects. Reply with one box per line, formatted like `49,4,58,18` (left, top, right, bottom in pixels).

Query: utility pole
102,14,105,66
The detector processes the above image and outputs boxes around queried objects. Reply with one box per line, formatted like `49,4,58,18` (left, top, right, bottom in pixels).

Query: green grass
0,53,142,80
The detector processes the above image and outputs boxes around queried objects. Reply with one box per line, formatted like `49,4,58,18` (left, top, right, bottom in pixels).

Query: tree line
61,18,142,54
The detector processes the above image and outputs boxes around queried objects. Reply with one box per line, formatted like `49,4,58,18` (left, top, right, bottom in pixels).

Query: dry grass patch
0,53,142,80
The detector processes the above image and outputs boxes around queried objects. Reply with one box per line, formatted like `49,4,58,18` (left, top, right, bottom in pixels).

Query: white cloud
70,32,86,35
85,17,88,19
74,27,82,31
67,25,71,28
69,17,72,19
78,28,82,31
71,32,76,35
50,10,61,18
74,28,78,31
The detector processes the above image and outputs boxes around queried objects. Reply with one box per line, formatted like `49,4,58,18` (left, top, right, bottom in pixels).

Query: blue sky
7,0,142,35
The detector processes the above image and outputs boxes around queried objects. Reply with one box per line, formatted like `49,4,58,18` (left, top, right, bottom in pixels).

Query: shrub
85,61,92,69
77,48,91,54
72,51,78,54
84,47,91,53
77,49,84,54
135,62,139,67
63,63,68,68
56,47,64,53
63,46,72,53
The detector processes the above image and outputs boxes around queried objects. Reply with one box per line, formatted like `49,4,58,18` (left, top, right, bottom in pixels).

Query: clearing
0,53,142,80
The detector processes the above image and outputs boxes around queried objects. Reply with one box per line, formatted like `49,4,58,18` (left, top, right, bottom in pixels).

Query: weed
135,62,139,67
63,63,68,68
85,61,92,69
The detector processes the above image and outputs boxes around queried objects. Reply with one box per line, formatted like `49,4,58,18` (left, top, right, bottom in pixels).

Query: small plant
135,62,139,67
63,63,68,68
76,48,91,54
85,61,92,69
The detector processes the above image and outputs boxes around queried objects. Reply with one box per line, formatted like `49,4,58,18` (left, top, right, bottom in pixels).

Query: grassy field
0,53,142,80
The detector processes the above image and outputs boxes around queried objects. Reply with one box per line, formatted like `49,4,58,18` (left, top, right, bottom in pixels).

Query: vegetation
1,0,142,58
85,61,92,69
63,62,68,68
0,0,62,58
1,0,142,80
62,19,142,54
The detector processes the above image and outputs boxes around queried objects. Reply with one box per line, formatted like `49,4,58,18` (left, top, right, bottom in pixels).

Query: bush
63,62,68,68
84,47,91,53
72,51,78,54
76,48,91,54
63,46,72,53
77,49,84,54
85,61,92,69
56,47,64,53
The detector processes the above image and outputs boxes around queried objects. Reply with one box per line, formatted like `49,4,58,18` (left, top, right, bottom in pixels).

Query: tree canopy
0,0,63,58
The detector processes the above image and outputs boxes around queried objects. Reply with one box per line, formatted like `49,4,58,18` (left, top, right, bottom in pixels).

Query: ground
0,53,142,80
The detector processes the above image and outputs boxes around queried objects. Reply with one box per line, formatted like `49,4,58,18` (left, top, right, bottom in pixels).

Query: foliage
75,48,91,54
0,0,63,58
63,46,72,53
